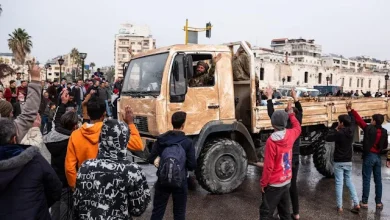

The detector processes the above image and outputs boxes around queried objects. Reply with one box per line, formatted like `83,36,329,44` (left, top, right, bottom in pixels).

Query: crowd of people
259,86,390,220
1,60,390,220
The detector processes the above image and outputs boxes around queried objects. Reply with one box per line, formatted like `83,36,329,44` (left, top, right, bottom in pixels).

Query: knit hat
0,100,13,117
271,110,288,130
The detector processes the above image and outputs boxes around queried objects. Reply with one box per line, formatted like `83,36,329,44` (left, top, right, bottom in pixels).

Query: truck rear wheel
196,138,247,194
313,141,335,178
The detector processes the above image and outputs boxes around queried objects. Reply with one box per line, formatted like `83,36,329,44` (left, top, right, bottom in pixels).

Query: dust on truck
118,41,390,194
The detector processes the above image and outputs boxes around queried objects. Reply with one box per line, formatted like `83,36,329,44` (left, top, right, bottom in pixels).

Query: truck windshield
122,53,169,95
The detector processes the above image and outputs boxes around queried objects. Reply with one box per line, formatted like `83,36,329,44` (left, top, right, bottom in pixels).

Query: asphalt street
136,152,390,220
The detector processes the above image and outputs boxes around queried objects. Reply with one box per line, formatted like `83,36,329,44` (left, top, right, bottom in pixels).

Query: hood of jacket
270,130,288,148
0,145,39,192
97,119,129,160
79,122,103,145
43,126,72,144
157,130,188,147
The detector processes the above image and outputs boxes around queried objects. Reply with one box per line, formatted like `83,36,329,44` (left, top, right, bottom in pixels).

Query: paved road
136,153,390,220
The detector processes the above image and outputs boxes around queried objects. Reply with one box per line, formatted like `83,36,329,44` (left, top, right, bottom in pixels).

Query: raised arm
351,109,367,129
123,105,144,151
346,101,356,133
265,86,274,118
14,63,42,143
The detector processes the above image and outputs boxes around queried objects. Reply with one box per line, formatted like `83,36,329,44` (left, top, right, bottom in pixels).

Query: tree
70,48,80,77
8,28,33,65
0,4,3,16
90,62,95,74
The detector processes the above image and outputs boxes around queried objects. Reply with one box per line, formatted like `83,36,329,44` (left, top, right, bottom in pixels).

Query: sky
0,0,389,67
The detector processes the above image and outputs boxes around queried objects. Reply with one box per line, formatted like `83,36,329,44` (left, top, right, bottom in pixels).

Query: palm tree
0,4,3,16
70,48,79,77
90,62,96,77
8,28,33,65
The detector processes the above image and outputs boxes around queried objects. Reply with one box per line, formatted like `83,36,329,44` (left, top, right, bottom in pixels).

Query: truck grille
133,116,149,133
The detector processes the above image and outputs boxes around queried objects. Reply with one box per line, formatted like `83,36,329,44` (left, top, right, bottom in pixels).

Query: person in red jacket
4,80,18,104
351,109,387,210
259,102,301,220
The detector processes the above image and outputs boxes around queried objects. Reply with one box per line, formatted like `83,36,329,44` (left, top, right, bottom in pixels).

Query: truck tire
313,141,335,178
196,138,247,194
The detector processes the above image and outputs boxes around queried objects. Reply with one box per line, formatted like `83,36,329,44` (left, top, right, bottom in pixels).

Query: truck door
167,52,220,135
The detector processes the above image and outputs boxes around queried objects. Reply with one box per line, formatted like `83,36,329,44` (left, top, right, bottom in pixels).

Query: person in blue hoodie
0,118,62,220
148,111,196,220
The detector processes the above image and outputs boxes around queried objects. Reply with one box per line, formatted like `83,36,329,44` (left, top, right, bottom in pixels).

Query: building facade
270,38,322,66
114,23,156,79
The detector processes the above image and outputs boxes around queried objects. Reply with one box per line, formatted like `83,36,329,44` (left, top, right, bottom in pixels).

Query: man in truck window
188,54,222,87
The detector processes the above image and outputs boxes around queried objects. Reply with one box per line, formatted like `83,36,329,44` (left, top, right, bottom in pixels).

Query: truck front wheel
196,138,247,194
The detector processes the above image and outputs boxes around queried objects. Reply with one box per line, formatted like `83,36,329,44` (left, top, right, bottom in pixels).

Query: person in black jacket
325,101,360,214
44,111,79,220
0,118,62,220
265,87,302,220
73,119,151,220
148,111,196,220
351,108,388,210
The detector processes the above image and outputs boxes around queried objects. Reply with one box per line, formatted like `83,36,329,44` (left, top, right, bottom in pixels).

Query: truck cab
119,42,258,194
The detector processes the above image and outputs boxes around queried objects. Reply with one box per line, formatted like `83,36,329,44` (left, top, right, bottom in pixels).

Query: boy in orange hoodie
65,96,143,189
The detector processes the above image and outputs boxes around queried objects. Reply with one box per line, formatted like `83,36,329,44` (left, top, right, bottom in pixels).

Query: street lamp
45,63,51,81
282,77,286,86
79,52,87,80
385,72,389,97
58,57,64,80
326,76,330,86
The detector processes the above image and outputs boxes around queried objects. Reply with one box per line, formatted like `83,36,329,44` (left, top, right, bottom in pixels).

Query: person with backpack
148,111,196,220
351,108,388,210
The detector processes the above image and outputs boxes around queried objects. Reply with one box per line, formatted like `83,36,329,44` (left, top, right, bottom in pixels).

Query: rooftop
0,53,13,57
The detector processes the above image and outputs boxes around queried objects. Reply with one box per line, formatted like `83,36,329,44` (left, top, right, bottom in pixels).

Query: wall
255,59,389,93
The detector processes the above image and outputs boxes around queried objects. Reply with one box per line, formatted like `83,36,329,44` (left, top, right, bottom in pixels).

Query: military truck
118,41,390,194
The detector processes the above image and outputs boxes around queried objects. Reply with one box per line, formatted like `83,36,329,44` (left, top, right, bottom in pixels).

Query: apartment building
270,38,322,66
114,23,156,79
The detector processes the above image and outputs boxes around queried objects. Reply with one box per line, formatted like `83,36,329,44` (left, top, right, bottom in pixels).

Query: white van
278,87,320,98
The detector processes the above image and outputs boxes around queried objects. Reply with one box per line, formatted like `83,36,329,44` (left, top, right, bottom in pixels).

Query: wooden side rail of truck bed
254,97,389,132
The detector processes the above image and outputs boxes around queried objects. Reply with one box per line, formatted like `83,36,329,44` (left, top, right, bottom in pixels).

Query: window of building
357,79,359,87
379,80,381,89
260,67,264,81
138,42,142,45
330,73,333,84
137,50,142,52
304,72,308,83
287,76,292,82
318,72,322,84
361,79,364,87
131,42,135,45
349,78,352,87
341,78,345,87
369,79,371,88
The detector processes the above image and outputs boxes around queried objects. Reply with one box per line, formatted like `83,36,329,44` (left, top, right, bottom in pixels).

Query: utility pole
183,19,212,44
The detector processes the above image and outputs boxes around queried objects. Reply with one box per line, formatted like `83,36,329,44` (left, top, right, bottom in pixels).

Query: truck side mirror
184,55,193,79
172,60,179,81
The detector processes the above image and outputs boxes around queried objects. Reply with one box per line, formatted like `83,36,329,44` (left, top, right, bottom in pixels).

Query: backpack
158,143,186,188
